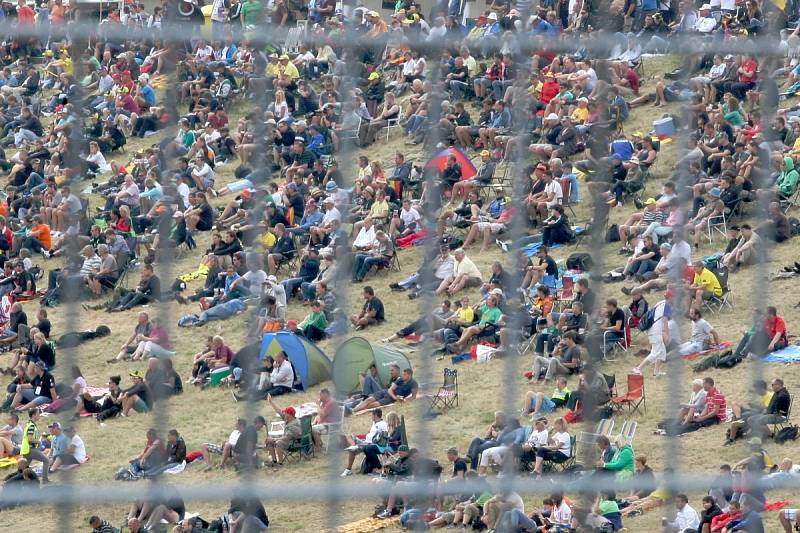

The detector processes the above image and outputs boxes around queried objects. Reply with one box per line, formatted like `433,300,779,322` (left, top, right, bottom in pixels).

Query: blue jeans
301,281,317,301
497,509,539,531
404,115,426,134
354,254,387,281
282,277,303,298
562,172,580,202
449,80,470,100
634,258,659,277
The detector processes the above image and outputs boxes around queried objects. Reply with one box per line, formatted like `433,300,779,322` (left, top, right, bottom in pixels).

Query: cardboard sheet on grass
333,337,411,395
762,344,800,363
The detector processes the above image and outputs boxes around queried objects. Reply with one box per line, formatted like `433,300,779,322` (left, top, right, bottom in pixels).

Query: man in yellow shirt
265,53,280,78
275,54,299,90
688,260,722,309
570,97,589,124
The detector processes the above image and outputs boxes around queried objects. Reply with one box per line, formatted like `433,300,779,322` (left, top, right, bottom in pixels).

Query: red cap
283,406,296,417
287,319,298,329
241,189,252,199
665,289,674,300
536,163,547,171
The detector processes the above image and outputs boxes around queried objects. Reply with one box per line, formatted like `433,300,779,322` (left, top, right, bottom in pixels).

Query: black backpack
567,253,593,272
774,425,799,444
606,223,620,243
789,217,800,237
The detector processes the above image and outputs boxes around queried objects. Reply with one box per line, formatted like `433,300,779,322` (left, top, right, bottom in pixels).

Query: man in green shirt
449,294,504,353
298,300,327,341
240,0,262,27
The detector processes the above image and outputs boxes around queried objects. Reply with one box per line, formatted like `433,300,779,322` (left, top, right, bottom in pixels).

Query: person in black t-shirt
446,447,468,480
601,298,626,354
11,360,55,410
120,370,152,416
228,497,269,531
34,308,51,338
521,246,559,293
109,264,161,312
185,192,214,232
350,286,384,329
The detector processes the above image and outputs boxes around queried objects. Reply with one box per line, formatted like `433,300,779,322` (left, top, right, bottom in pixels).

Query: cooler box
209,366,232,386
653,117,675,137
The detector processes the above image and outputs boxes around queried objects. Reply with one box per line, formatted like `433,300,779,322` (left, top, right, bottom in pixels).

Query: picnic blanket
321,516,401,533
522,227,586,257
682,342,732,360
762,344,800,363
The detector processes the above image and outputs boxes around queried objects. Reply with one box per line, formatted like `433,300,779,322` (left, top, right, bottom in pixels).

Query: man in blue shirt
478,100,511,151
136,74,157,109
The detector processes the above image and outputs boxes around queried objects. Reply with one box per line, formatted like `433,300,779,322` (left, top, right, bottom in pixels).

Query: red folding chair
555,276,575,311
610,373,646,415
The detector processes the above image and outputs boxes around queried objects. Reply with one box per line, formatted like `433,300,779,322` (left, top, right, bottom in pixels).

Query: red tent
424,146,477,181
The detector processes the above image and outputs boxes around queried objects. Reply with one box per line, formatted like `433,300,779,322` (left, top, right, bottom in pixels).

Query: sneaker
631,367,642,375
340,468,353,478
620,287,632,295
376,509,392,519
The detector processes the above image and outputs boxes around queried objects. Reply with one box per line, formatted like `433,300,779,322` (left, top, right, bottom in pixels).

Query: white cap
487,12,498,20
546,113,560,121
699,3,712,9
267,275,278,283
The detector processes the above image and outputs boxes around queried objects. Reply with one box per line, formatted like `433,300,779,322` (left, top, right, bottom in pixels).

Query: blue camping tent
260,331,332,389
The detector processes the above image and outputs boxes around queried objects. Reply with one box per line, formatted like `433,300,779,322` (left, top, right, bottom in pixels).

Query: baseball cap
34,360,47,369
546,113,560,121
323,197,334,204
130,370,144,379
283,406,297,417
709,187,722,197
48,422,61,430
644,198,657,205
287,319,298,328
487,12,498,20
493,184,504,191
368,72,380,81
240,189,252,199
267,275,277,283
480,149,491,157
535,163,547,171
700,3,712,9
490,288,503,296
611,153,623,161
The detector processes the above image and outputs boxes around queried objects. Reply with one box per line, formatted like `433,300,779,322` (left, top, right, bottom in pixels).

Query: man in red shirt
764,306,788,352
673,377,726,435
16,0,35,26
724,53,758,100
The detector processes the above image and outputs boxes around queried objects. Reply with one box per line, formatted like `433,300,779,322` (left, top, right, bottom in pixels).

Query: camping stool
209,366,232,386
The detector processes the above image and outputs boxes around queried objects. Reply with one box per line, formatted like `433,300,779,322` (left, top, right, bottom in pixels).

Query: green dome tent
332,337,411,395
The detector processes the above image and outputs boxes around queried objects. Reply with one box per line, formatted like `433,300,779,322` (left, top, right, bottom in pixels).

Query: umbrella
424,146,477,181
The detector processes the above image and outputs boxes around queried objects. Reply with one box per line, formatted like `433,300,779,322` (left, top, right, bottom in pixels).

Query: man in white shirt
351,217,378,251
310,197,341,245
633,294,672,376
437,248,482,295
663,494,700,532
265,275,287,308
340,409,389,477
388,199,421,239
264,351,294,396
693,4,717,33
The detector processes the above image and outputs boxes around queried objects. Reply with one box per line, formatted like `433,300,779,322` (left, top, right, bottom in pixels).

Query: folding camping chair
703,267,734,313
429,368,459,411
614,420,639,446
610,373,646,415
284,415,315,461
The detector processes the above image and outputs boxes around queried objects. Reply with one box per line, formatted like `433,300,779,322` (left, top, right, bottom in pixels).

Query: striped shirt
706,387,727,422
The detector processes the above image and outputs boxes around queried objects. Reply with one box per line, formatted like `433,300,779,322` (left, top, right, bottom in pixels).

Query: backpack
606,224,620,243
774,425,799,444
637,302,663,332
567,252,593,272
790,217,800,237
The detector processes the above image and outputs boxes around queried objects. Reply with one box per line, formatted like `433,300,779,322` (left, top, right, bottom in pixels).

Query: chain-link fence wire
0,7,792,530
